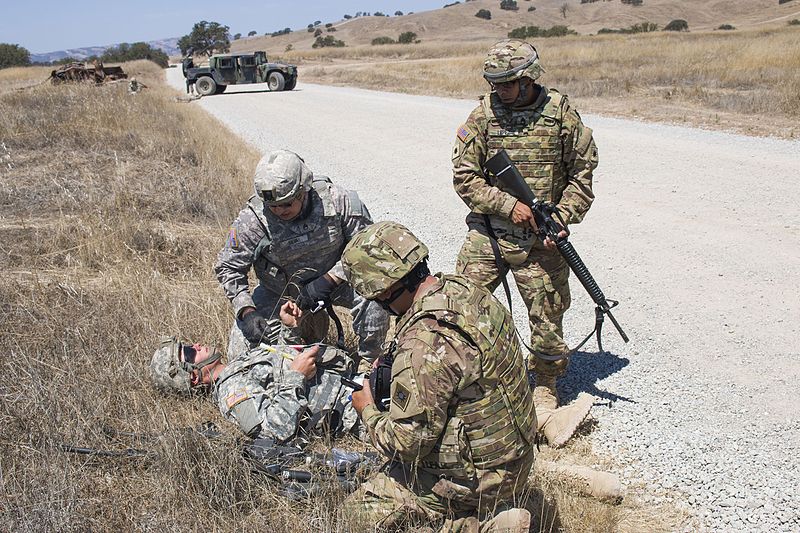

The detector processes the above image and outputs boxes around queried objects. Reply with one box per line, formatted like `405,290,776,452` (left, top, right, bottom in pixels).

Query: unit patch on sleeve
393,382,412,412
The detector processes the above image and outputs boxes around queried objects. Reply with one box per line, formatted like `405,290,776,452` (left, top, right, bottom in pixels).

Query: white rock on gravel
166,70,800,531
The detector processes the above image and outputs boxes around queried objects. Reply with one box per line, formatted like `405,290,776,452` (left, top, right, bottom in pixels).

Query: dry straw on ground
294,26,800,138
1,60,684,531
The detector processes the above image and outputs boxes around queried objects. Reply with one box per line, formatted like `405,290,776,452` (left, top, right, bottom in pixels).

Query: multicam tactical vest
394,275,536,473
465,88,568,259
247,178,346,294
481,87,567,205
214,345,351,437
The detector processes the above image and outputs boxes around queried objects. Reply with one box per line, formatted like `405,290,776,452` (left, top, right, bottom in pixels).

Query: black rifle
484,149,629,353
244,437,379,499
59,423,376,500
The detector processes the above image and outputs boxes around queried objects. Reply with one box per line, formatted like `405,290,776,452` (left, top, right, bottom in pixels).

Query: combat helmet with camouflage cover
253,149,313,206
150,336,222,395
341,221,428,300
483,39,544,84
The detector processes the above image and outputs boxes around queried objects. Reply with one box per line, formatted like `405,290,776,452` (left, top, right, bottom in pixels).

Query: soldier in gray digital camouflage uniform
214,149,389,366
452,39,599,413
150,336,360,442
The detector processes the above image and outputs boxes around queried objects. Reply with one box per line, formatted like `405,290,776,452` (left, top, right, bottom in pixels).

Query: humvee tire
284,77,297,91
196,76,217,96
268,71,285,91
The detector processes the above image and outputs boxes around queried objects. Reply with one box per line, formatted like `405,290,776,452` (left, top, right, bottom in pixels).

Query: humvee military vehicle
183,51,297,95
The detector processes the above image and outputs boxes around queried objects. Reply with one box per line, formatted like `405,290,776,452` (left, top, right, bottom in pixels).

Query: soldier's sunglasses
260,190,297,208
181,344,197,364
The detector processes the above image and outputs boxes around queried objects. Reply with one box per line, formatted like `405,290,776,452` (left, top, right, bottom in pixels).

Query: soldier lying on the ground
150,327,361,444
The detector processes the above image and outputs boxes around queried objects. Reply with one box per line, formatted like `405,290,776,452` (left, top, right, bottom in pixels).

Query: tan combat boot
538,460,624,503
536,392,594,448
532,374,560,410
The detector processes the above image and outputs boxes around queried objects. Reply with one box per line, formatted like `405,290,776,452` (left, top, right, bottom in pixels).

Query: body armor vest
482,88,567,205
394,275,536,472
465,88,568,259
247,178,344,294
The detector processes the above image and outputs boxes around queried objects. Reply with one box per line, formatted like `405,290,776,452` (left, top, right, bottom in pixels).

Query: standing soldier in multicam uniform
150,336,360,442
452,39,599,417
214,149,389,366
341,221,536,531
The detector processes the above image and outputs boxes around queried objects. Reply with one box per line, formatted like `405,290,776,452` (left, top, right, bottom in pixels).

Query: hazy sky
3,1,446,53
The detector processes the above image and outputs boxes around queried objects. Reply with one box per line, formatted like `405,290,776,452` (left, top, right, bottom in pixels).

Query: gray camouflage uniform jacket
212,345,359,442
215,178,372,318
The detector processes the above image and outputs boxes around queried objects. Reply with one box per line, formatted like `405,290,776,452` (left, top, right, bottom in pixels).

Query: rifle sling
481,214,513,314
325,302,346,349
482,215,573,363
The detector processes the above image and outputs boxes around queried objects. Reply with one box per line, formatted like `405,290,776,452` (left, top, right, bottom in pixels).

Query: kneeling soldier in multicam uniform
214,149,389,368
340,221,536,532
452,40,600,434
149,332,360,443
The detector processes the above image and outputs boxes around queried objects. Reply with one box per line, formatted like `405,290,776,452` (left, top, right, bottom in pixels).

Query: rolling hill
232,0,800,53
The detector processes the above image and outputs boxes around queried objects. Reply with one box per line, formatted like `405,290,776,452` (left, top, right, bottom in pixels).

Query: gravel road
166,69,800,531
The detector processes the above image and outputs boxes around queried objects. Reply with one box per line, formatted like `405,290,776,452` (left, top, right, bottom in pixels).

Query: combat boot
532,374,559,410
538,460,624,503
536,392,594,448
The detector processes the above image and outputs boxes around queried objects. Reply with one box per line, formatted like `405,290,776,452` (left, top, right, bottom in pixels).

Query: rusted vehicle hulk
183,51,297,95
50,61,127,84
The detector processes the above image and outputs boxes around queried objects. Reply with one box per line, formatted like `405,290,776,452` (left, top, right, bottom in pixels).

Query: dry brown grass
297,26,800,138
0,60,686,531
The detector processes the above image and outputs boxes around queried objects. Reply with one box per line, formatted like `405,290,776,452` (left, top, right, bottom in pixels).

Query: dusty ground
166,68,800,530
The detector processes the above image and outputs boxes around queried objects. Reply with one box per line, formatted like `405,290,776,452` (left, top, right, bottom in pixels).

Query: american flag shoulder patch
226,390,248,409
227,226,239,249
456,125,472,143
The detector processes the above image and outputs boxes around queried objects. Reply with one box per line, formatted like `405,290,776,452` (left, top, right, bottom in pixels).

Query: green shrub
789,19,800,25
664,19,689,31
0,43,30,69
476,8,492,19
312,36,345,48
598,21,659,34
398,31,418,44
500,0,519,11
371,36,396,45
508,25,577,39
101,42,169,68
717,24,735,30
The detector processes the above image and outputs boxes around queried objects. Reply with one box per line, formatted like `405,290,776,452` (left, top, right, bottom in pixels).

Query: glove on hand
240,310,271,344
296,275,338,311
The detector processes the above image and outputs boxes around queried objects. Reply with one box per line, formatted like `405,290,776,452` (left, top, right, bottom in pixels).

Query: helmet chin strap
512,78,536,107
